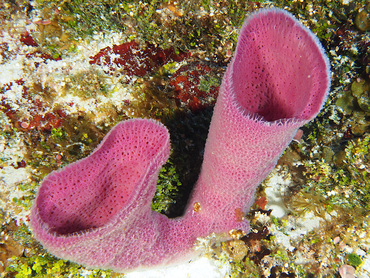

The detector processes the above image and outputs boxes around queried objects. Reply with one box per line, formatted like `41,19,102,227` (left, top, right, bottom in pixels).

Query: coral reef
1,0,369,277
29,7,330,273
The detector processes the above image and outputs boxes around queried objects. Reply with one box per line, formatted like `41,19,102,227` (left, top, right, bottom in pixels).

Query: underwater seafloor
0,0,369,277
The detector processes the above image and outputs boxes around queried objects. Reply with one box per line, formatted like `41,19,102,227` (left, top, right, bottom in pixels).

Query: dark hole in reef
154,107,213,218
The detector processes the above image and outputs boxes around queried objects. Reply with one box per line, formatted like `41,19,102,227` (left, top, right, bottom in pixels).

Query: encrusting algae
1,0,370,277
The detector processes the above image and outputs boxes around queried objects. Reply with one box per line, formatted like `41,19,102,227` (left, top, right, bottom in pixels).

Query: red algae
170,63,220,111
89,41,190,77
19,31,62,63
0,80,66,131
20,32,38,47
25,51,62,65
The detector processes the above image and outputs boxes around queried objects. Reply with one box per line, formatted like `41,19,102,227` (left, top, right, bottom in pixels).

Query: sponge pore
36,119,170,234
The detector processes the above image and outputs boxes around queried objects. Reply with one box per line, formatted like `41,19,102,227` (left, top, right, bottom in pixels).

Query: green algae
354,3,370,31
126,78,178,120
302,135,370,212
152,160,182,214
35,0,125,37
347,253,362,267
337,78,370,116
0,1,31,26
33,0,258,60
198,74,221,93
351,78,370,113
63,69,111,100
7,253,115,277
